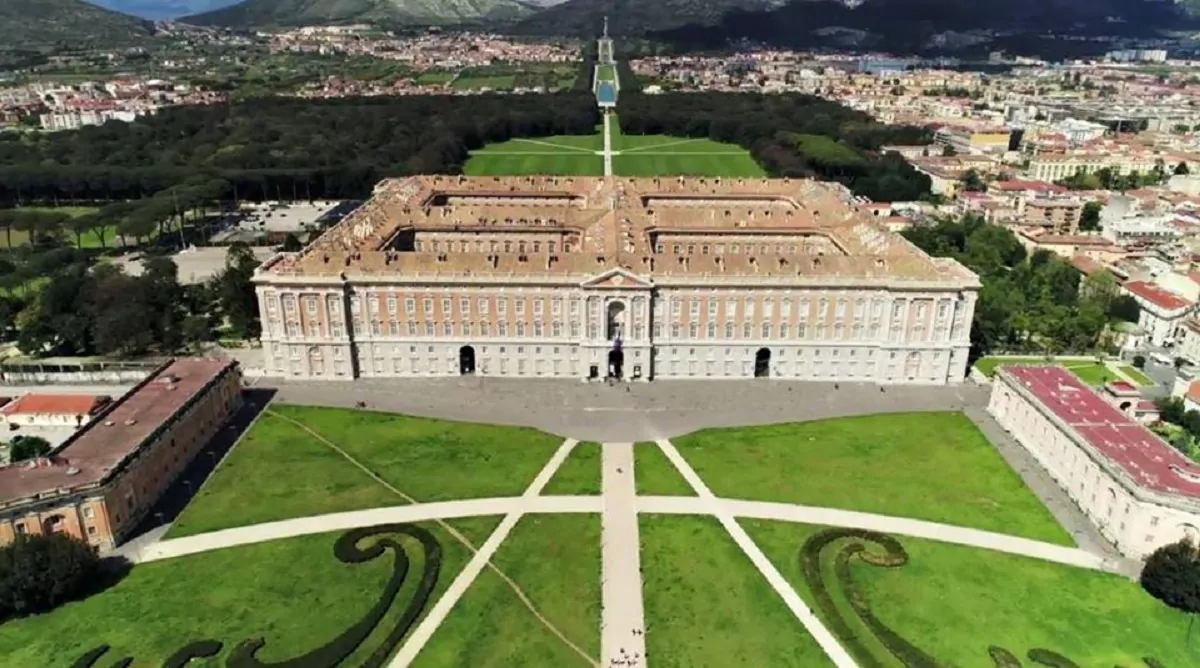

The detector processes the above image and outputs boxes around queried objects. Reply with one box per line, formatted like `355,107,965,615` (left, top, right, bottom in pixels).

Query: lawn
451,74,516,91
639,515,835,668
169,405,563,537
974,356,1123,386
415,71,456,85
672,412,1073,545
1120,365,1154,386
0,521,485,667
412,514,601,667
743,520,1195,667
635,442,696,496
463,133,602,176
542,442,601,495
0,205,120,249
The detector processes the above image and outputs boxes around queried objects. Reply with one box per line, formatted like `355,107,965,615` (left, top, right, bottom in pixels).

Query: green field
0,521,491,667
635,442,696,496
463,118,763,178
0,205,121,249
640,515,835,668
975,356,1124,386
413,514,601,667
1119,365,1154,386
672,413,1073,545
168,405,563,537
451,74,516,91
542,442,601,495
744,520,1194,666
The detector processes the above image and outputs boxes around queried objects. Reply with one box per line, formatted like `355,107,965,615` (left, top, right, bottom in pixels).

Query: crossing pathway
601,443,647,667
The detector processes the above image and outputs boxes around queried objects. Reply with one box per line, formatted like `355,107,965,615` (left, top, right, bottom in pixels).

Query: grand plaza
253,175,979,383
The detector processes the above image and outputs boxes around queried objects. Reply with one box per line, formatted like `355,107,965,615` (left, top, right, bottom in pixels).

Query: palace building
252,175,980,383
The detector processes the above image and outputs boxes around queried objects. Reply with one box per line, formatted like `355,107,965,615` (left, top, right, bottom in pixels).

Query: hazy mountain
512,0,786,36
88,0,242,20
182,0,535,26
0,0,152,50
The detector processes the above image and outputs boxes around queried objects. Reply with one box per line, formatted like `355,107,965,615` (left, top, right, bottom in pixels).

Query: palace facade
253,175,980,383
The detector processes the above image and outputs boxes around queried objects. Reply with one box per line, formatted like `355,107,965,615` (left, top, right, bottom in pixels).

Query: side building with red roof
989,365,1200,558
0,358,242,551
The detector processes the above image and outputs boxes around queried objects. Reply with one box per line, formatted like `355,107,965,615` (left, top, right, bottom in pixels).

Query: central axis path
601,442,647,667
602,112,615,178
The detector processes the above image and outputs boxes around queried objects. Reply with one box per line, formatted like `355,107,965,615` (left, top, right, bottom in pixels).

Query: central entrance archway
458,345,476,375
608,349,624,379
754,348,771,378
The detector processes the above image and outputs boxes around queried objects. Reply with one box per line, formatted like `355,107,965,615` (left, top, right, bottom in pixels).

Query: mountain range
181,0,537,27
0,0,152,50
88,0,242,20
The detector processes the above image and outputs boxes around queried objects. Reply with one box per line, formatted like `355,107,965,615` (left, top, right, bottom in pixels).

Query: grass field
0,205,120,249
973,357,1125,387
451,74,516,91
415,71,456,85
640,515,835,668
168,405,563,537
743,520,1194,666
463,116,764,178
542,442,601,495
413,514,601,667
0,521,491,667
1119,365,1154,386
672,413,1073,545
635,442,696,496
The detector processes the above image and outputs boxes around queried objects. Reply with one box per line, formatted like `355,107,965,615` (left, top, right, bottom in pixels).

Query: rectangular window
745,298,755,317
441,298,451,314
762,322,771,339
425,322,435,336
706,322,716,338
405,297,416,314
671,323,681,338
743,322,753,339
671,300,681,317
306,296,317,314
516,299,526,316
498,322,508,336
478,298,489,315
836,299,846,318
460,297,470,315
498,298,507,316
781,298,792,317
534,299,544,317
517,322,526,337
423,298,434,315
552,299,562,316
387,296,398,315
725,321,734,339
726,299,738,317
690,300,700,318
764,298,774,317
481,322,490,336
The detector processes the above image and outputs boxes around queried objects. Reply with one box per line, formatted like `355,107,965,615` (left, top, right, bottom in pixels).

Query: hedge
69,523,442,668
800,528,1173,668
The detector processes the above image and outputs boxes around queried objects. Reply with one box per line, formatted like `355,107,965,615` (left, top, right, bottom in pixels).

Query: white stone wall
989,376,1200,558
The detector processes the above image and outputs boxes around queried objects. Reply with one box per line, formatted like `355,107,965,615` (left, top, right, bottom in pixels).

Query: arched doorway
458,346,476,375
608,349,624,379
606,301,626,341
754,348,771,378
42,515,64,534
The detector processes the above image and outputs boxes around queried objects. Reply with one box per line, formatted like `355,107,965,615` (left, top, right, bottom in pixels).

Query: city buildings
989,365,1200,559
1121,280,1195,346
0,359,242,551
253,175,980,384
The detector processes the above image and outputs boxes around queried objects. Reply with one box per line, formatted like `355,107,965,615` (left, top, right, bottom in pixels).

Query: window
516,299,526,316
443,321,453,336
571,299,580,316
306,296,317,314
478,298,489,315
83,507,94,520
407,321,418,335
534,321,543,337
460,297,470,315
745,298,755,317
498,298,508,316
780,322,789,338
463,322,473,337
743,322,752,339
481,322,490,336
553,321,562,337
652,322,662,338
689,322,699,338
671,323,681,338
781,298,792,317
423,298,434,315
534,299,544,317
441,298,451,314
690,300,700,318
387,296,398,314
762,322,771,339
517,322,526,337
425,322,435,336
707,322,716,338
552,299,562,316
571,322,581,337
498,322,508,336
671,299,681,317
836,299,846,318
764,298,774,317
725,321,734,339
726,299,738,317
819,298,828,318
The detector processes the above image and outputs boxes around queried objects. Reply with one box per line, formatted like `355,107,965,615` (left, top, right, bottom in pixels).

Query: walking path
603,113,614,177
601,443,647,668
390,438,597,668
654,439,859,668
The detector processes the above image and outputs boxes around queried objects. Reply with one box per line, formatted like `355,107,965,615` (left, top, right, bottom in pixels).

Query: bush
0,532,100,619
1026,648,1080,667
987,646,1021,667
8,434,51,462
1140,539,1200,614
227,522,442,668
1133,354,1147,369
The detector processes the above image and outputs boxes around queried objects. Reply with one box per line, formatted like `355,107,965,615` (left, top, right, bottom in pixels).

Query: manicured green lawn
451,74,515,90
542,442,601,495
973,356,1056,377
635,442,696,496
0,522,480,667
1066,362,1121,386
673,413,1073,545
413,514,601,667
415,71,456,85
169,405,563,537
743,520,1194,667
0,205,119,249
640,515,835,668
1119,365,1154,386
975,357,1128,386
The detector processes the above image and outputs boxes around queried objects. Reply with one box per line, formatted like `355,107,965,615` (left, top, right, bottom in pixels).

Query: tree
1109,295,1141,323
1134,354,1147,369
941,145,957,157
1078,201,1102,232
8,435,50,461
1176,162,1191,176
217,242,262,339
280,233,303,252
0,533,102,619
1141,539,1200,615
959,168,986,192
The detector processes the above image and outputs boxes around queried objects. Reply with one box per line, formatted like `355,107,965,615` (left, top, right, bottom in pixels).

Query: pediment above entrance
580,267,653,289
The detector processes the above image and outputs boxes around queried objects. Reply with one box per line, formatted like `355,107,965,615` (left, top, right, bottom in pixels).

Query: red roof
1004,366,1200,500
0,359,237,506
994,180,1068,193
1124,281,1193,312
0,394,107,416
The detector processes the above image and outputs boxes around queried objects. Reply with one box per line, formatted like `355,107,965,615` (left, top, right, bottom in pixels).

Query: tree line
618,91,933,202
903,215,1141,360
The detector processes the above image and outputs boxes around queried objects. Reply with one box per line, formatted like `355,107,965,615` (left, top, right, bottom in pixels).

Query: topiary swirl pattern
69,523,442,668
800,528,1168,668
